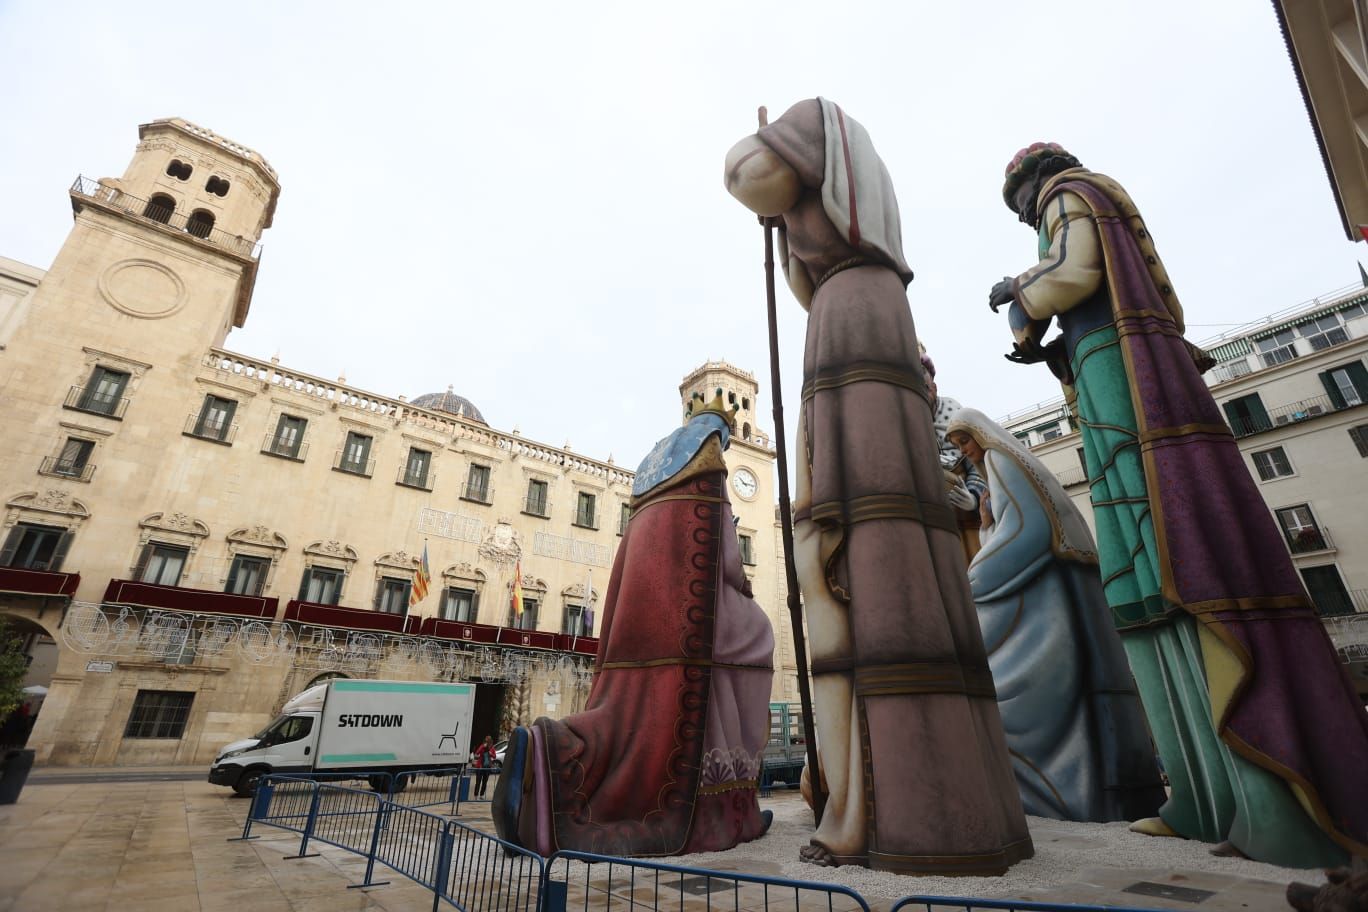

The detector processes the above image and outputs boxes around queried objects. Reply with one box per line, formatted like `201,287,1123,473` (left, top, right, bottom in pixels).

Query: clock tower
678,361,796,703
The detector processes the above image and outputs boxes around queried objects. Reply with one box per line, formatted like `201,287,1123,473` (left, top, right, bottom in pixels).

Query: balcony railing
63,384,128,419
70,176,259,258
1055,466,1089,488
333,451,375,478
460,481,492,504
1229,394,1351,438
397,466,435,491
261,432,308,461
182,412,237,444
1284,525,1335,555
38,455,96,482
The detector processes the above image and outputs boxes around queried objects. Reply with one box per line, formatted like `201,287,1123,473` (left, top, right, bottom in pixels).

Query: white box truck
208,679,476,796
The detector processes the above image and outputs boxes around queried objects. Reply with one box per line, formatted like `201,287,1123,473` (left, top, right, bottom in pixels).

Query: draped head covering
817,98,914,285
947,408,1096,564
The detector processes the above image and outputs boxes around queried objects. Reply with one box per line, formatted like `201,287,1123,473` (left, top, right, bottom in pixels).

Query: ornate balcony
284,599,420,635
70,176,260,259
102,579,277,619
0,566,80,599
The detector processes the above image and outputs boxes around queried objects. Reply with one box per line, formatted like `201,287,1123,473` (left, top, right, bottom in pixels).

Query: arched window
144,194,175,224
165,160,193,181
186,209,215,239
206,176,231,197
306,671,348,688
743,422,752,441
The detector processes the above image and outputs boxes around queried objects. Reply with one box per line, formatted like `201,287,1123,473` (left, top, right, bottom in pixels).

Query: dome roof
411,386,486,424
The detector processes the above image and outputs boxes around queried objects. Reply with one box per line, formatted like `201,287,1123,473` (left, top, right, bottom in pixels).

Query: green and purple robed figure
989,142,1368,867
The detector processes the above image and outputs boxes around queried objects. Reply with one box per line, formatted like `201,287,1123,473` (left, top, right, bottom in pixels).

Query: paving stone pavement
0,775,1313,912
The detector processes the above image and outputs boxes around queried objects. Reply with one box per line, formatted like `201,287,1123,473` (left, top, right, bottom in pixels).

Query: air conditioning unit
1274,414,1291,426
1308,404,1325,416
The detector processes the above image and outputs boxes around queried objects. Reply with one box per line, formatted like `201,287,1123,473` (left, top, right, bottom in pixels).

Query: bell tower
8,118,280,365
678,360,765,446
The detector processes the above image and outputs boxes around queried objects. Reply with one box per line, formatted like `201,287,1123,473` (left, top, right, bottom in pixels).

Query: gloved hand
946,477,977,511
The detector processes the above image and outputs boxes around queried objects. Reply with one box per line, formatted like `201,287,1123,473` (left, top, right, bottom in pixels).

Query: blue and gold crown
685,389,740,429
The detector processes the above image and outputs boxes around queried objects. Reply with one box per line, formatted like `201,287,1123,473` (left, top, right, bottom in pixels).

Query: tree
0,619,29,720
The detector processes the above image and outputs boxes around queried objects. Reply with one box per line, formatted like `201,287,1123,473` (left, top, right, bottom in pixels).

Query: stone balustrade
204,348,635,486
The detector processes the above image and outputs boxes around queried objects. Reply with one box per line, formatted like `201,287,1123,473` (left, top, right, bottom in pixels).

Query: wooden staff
757,105,826,824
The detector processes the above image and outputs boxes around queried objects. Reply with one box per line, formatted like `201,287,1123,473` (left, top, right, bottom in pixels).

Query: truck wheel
391,774,409,794
233,769,264,798
367,774,390,794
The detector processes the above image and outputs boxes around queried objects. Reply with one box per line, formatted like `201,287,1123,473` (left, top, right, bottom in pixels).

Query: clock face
732,467,759,500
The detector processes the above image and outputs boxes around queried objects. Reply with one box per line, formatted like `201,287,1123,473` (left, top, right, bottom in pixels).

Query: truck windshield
253,716,289,740
254,715,314,747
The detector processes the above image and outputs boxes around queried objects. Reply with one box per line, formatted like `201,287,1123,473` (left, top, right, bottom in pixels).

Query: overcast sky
1,1,1361,475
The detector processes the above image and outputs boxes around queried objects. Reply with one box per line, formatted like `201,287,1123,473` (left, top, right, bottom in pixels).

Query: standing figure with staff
724,98,1031,875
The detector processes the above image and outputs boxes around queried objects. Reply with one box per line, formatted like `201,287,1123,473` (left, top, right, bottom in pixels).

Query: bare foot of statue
799,842,837,866
1208,840,1248,859
1129,817,1183,838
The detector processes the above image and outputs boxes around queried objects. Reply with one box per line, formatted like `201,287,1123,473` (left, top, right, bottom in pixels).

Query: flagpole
758,105,826,825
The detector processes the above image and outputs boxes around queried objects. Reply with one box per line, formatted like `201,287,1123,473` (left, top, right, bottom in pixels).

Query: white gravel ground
663,793,1328,900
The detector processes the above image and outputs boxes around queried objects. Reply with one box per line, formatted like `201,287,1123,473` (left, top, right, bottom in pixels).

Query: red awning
102,579,278,619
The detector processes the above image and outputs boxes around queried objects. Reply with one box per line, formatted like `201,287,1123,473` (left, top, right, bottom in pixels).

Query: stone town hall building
0,119,793,767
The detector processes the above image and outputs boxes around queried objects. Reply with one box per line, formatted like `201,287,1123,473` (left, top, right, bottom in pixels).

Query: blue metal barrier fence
540,850,872,912
235,780,1171,912
235,773,545,912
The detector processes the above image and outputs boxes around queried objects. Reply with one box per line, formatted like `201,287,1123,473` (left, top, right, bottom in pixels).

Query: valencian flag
511,559,525,618
410,542,431,607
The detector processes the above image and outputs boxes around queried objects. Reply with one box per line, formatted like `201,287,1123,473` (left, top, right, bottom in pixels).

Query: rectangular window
738,533,756,566
1255,329,1298,368
510,597,539,630
1251,446,1293,481
0,523,71,572
193,395,237,441
464,464,491,503
1041,425,1063,441
1320,362,1368,409
267,414,307,459
50,437,95,479
562,603,590,636
574,492,597,529
374,577,411,614
1300,565,1355,617
1350,424,1368,458
1297,315,1349,351
440,586,477,623
137,543,189,586
402,447,432,489
1222,393,1270,436
338,431,373,476
1275,504,1328,554
525,479,549,517
225,555,269,596
1341,301,1367,320
124,690,194,739
618,503,630,536
300,566,344,605
1075,447,1088,473
76,366,130,416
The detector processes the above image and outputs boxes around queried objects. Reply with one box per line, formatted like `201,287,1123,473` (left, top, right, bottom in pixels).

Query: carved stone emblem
478,522,522,565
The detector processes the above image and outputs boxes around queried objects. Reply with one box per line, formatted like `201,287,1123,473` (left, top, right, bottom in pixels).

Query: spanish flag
511,559,524,618
410,542,431,607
